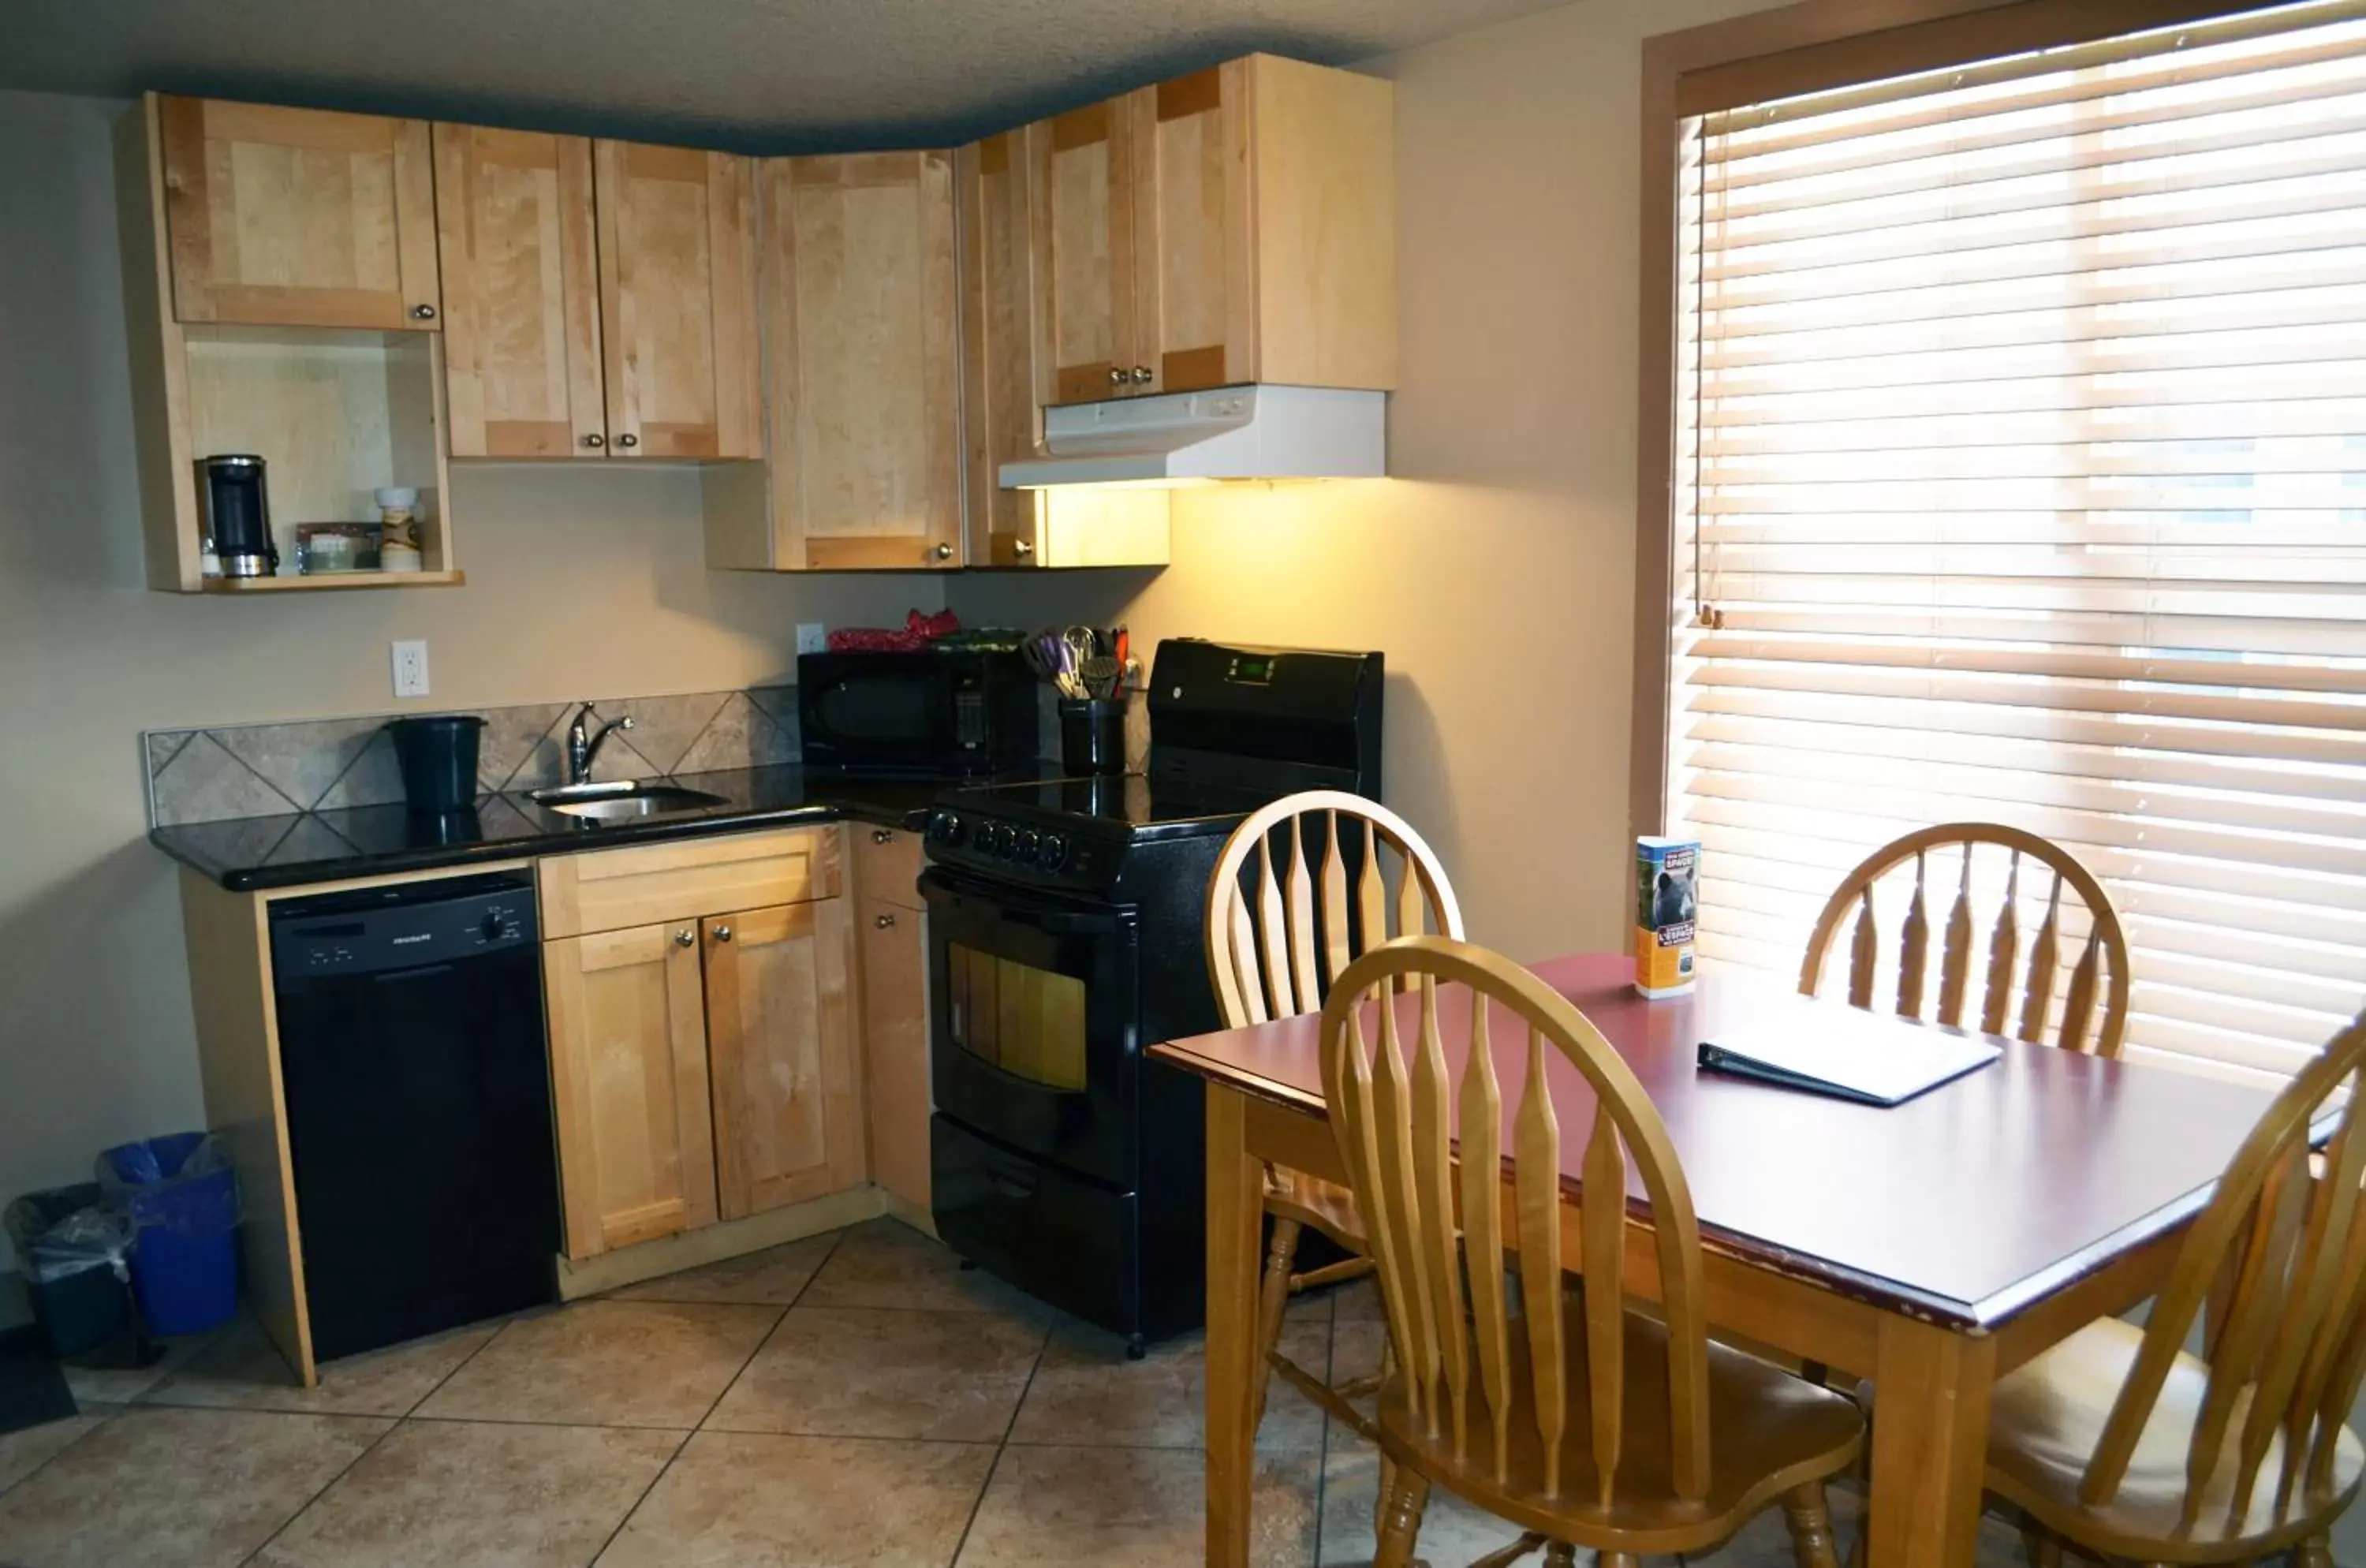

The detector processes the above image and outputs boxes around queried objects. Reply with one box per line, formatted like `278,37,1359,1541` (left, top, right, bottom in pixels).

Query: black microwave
797,650,1041,775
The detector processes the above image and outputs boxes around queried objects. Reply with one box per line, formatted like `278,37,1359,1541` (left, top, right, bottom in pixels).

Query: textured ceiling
1,0,1566,152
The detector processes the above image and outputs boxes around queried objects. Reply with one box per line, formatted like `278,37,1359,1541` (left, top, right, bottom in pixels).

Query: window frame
1629,0,2299,842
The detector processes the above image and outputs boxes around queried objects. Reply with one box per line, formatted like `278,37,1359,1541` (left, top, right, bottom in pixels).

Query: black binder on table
1696,1009,2002,1108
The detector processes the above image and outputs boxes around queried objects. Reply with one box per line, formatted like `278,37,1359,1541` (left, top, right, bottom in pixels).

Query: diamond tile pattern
0,1217,2045,1567
143,689,802,825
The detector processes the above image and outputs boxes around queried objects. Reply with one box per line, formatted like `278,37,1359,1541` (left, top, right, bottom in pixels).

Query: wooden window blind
1667,0,2366,1088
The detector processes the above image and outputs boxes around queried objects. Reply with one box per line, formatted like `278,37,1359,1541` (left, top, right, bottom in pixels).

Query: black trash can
4,1185,132,1360
388,715,486,813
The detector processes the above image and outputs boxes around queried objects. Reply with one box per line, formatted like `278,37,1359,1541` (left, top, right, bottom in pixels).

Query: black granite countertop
148,764,1023,892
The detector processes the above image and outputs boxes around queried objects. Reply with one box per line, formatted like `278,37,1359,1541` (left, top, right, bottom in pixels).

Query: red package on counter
826,608,961,652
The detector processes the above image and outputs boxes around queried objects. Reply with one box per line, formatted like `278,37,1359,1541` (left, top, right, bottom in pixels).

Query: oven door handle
918,869,1133,938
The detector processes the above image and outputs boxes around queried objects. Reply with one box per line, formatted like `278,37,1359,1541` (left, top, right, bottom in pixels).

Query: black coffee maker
200,454,276,577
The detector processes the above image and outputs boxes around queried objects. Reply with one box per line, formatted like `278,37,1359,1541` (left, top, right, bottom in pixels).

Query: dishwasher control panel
270,872,539,980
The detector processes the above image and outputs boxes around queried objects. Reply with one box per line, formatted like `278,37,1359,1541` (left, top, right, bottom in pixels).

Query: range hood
1000,385,1386,489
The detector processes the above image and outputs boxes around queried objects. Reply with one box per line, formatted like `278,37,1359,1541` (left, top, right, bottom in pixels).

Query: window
1663,0,2366,1088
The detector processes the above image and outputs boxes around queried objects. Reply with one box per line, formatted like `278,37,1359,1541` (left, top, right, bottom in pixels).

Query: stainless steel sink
528,781,729,821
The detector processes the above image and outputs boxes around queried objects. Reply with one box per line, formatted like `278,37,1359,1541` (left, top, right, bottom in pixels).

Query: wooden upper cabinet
717,153,961,570
543,921,718,1260
1032,101,1135,405
957,131,1047,566
158,96,440,331
1130,68,1248,397
592,141,762,461
433,126,605,458
703,900,863,1219
1028,57,1394,406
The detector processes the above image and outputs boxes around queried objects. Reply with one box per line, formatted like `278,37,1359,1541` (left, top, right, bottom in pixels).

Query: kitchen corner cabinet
1032,55,1395,406
438,133,760,462
538,827,856,1260
852,827,931,1212
157,96,442,332
704,152,961,571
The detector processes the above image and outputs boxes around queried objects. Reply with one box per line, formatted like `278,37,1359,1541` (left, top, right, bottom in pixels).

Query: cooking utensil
1079,655,1121,700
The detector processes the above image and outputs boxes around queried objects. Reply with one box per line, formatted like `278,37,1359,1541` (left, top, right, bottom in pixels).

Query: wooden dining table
1148,951,2291,1568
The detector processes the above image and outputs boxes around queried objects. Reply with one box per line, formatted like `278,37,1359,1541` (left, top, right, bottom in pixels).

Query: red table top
1149,952,2286,1328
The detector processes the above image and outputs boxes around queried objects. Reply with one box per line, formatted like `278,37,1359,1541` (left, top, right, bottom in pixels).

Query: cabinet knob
712,924,733,943
932,542,954,561
1107,368,1125,385
875,913,898,929
674,928,695,947
581,432,606,449
1131,366,1155,385
410,303,438,320
1013,539,1034,557
615,433,640,449
871,829,896,844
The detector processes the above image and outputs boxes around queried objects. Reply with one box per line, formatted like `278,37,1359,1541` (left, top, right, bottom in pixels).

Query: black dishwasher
270,871,559,1361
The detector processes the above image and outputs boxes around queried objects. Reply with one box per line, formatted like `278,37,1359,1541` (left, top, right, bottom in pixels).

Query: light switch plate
795,622,827,655
391,640,430,698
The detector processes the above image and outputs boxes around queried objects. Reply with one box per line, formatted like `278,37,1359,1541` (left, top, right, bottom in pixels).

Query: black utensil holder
1058,698,1127,775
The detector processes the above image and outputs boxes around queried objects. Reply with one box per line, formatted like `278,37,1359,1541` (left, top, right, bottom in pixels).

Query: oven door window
946,942,1087,1090
923,868,1141,1188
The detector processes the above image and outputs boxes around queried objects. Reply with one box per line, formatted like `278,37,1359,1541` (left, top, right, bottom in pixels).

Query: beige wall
0,89,942,1261
953,0,1778,959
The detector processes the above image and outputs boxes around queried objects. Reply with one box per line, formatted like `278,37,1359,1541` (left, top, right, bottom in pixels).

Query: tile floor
0,1217,2037,1568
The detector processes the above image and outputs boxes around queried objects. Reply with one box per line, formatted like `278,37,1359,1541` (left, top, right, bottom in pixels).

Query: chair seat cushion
1378,1298,1862,1554
1267,1167,1367,1249
1986,1316,2364,1559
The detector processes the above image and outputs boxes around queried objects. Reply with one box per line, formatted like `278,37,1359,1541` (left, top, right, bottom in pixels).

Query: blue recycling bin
99,1133,240,1335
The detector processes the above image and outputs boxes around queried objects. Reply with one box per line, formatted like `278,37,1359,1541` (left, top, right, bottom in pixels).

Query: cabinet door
856,896,931,1211
703,900,862,1220
957,132,1052,568
759,153,961,569
1132,64,1254,396
433,125,606,458
542,923,718,1260
158,96,440,330
593,141,762,460
1031,100,1137,405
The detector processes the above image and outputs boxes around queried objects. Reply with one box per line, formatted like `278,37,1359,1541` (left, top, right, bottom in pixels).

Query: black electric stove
921,638,1383,1351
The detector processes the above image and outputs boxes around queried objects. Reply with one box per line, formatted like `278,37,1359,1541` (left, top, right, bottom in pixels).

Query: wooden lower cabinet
857,895,931,1210
543,921,719,1258
703,900,864,1219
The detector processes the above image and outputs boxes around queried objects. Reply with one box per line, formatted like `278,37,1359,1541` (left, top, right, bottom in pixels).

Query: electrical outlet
390,640,430,698
795,622,827,655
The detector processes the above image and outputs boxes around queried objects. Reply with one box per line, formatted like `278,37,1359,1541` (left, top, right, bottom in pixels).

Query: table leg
1868,1316,1995,1567
1205,1085,1262,1568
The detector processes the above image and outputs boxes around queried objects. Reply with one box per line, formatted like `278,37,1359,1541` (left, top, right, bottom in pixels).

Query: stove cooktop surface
941,772,1275,837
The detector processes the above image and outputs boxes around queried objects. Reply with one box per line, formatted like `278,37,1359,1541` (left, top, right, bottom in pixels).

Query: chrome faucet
565,703,634,786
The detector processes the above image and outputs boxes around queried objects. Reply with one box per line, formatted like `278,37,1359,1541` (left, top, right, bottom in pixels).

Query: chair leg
1372,1461,1429,1568
1782,1481,1841,1568
1248,1216,1302,1436
2017,1517,2062,1568
1589,1552,1636,1568
1539,1544,1577,1566
2294,1537,2334,1568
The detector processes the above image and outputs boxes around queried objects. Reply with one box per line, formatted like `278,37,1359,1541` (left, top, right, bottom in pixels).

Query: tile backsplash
145,688,799,827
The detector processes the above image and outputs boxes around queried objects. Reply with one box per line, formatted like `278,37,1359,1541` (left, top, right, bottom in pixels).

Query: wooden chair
1319,935,1865,1567
1205,790,1465,1437
1981,1011,2366,1568
1801,822,2131,1057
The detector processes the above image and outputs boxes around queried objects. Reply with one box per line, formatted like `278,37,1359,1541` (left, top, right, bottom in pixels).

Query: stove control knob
980,823,1006,855
1016,830,1041,864
930,811,963,846
1038,833,1069,871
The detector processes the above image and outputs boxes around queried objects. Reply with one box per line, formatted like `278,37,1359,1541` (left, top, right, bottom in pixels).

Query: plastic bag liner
24,1206,133,1286
98,1133,240,1238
